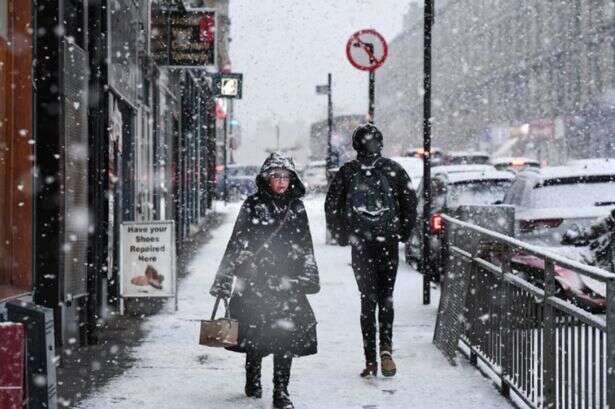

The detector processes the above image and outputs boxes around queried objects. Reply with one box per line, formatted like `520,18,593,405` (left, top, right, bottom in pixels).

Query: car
215,164,259,200
304,160,328,193
391,156,423,189
491,157,540,172
406,165,514,280
567,158,615,169
405,147,445,166
503,165,615,246
443,151,491,166
501,163,615,312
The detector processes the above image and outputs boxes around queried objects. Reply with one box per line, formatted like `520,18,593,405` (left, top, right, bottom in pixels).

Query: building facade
0,0,232,348
377,0,615,164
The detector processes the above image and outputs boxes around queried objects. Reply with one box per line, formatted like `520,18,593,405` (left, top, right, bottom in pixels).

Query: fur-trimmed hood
255,152,306,199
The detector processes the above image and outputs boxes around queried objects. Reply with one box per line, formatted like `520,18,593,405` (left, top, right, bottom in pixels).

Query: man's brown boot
380,350,397,377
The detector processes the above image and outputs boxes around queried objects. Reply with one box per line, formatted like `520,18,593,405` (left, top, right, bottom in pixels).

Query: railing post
607,279,615,409
499,247,512,398
543,260,557,409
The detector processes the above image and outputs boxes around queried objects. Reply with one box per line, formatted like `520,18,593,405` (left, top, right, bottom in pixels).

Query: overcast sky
228,0,410,164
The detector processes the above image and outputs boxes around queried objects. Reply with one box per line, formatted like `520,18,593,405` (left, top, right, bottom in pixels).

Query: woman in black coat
210,152,320,409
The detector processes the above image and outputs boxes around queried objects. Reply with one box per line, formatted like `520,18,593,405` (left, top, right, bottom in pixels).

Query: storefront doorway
0,0,33,300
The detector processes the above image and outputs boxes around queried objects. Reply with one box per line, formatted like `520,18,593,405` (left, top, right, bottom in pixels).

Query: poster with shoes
120,220,176,299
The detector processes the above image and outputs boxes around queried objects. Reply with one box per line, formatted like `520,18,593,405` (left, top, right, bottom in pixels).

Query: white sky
228,0,409,164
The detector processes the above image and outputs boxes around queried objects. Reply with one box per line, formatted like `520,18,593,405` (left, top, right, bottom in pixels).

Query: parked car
215,164,259,200
491,157,540,173
406,165,514,280
501,163,615,312
304,160,328,193
443,151,491,166
405,147,445,166
503,165,615,246
391,156,423,189
567,158,615,169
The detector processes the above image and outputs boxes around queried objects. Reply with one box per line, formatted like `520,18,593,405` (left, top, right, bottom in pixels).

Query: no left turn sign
346,29,388,72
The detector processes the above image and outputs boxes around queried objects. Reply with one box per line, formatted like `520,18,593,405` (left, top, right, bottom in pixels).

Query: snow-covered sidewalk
76,197,511,409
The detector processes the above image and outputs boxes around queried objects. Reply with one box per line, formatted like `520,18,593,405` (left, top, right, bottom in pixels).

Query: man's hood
256,152,306,199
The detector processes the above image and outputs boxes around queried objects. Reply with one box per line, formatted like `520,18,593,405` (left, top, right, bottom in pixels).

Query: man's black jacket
324,156,418,246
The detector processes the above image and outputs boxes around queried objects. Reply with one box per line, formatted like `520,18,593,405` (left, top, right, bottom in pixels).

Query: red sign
0,323,25,409
199,14,215,43
346,29,388,71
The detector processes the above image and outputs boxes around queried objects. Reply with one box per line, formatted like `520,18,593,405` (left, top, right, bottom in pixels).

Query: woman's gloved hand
209,280,232,298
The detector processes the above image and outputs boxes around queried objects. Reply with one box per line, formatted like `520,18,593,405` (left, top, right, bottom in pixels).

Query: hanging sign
212,73,243,99
151,7,217,68
346,29,388,72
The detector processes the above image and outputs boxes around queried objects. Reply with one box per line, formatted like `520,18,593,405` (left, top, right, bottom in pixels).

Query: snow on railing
440,214,615,409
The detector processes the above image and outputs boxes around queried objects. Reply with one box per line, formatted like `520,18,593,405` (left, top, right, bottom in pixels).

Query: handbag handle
211,296,230,320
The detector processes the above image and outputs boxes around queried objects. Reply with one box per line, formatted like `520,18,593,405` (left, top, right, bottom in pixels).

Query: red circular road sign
346,29,388,72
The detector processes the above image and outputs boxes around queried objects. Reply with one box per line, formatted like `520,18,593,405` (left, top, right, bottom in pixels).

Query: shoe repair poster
120,221,176,298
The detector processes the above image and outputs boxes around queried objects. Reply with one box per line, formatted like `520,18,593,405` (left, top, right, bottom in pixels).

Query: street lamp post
223,115,228,205
316,74,334,177
316,75,335,244
422,0,434,305
326,73,333,174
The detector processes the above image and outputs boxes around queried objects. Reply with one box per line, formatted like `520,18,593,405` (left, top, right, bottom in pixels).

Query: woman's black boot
273,388,294,409
245,354,262,399
273,354,294,408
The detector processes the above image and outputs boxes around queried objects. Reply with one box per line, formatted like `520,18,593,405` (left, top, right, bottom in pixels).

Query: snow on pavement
76,196,511,409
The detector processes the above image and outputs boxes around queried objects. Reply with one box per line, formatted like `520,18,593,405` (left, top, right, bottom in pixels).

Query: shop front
0,0,34,308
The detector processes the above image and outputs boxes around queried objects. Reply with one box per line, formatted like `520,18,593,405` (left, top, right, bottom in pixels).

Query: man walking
325,123,417,378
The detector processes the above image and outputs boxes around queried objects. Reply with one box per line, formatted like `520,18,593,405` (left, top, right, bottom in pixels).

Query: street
75,196,510,409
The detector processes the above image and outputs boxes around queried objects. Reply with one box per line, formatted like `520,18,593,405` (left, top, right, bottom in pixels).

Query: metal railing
443,214,615,409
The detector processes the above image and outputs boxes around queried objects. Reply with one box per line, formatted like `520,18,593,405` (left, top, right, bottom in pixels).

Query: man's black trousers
351,242,399,364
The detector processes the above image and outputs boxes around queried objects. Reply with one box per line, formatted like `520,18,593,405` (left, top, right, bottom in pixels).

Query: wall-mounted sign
213,73,243,99
151,7,217,68
316,84,330,95
120,221,176,307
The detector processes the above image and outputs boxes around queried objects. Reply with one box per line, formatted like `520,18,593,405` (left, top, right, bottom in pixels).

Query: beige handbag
199,297,239,347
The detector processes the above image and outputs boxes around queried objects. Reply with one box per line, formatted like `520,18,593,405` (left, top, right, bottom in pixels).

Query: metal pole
223,116,228,205
543,260,557,406
229,100,235,165
607,279,615,409
422,0,434,305
368,70,375,123
326,73,333,174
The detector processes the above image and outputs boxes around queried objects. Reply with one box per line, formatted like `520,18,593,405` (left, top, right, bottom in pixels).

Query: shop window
64,0,84,48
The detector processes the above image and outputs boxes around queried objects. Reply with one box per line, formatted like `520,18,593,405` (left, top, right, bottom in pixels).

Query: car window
228,166,258,177
447,179,512,207
530,176,615,208
447,156,490,165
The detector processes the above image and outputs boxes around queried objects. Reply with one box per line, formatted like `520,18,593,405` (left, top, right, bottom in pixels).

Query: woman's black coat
210,153,320,357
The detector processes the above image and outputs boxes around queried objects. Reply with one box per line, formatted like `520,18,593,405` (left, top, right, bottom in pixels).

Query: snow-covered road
76,197,511,409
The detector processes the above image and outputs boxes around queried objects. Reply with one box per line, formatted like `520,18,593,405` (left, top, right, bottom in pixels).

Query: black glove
209,280,232,298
